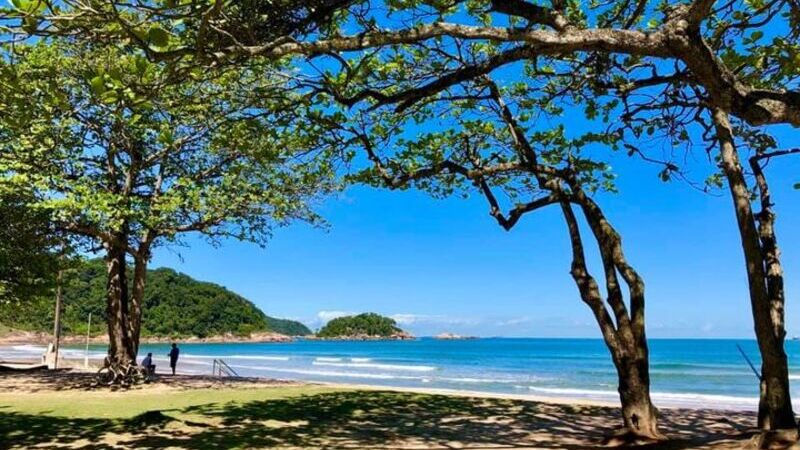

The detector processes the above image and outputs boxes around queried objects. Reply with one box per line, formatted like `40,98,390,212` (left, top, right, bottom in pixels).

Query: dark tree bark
104,241,137,369
487,80,661,439
559,187,661,440
129,254,148,357
713,109,795,430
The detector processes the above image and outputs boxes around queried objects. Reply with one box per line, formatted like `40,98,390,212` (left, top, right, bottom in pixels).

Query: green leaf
794,183,800,190
89,76,106,95
134,56,149,75
100,90,118,104
147,26,170,48
11,0,46,13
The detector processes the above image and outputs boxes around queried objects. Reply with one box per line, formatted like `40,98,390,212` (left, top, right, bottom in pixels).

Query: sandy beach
0,362,777,449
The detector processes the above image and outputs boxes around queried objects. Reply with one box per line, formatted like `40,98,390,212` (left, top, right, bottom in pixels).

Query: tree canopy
4,1,798,128
0,188,62,304
0,40,336,255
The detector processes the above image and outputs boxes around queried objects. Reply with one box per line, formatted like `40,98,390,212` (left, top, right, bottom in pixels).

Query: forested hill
317,313,411,339
0,259,311,337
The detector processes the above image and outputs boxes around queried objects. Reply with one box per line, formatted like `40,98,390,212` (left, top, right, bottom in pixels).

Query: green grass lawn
0,384,593,449
0,381,755,449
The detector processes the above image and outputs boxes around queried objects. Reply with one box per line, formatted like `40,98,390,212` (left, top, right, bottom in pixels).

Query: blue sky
150,123,800,338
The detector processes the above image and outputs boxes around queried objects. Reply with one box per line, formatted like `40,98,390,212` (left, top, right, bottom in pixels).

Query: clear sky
148,121,799,338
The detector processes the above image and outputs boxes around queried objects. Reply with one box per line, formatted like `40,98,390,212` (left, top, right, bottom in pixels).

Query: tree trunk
485,80,660,439
713,109,796,430
129,255,148,356
51,268,63,370
558,197,661,440
104,243,137,369
617,342,659,438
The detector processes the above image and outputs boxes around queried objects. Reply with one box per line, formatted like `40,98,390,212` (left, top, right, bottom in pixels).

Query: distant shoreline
0,330,295,346
0,328,776,343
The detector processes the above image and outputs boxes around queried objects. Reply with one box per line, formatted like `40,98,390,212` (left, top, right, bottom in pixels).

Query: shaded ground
0,371,767,449
0,369,298,393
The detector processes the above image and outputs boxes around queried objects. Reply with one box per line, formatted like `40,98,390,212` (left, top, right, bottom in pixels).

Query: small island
315,313,414,340
434,332,477,340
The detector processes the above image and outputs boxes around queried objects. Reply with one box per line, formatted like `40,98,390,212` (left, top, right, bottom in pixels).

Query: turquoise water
6,338,799,410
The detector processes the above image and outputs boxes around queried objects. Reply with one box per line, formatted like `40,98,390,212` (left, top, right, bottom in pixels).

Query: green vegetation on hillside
0,259,310,337
317,313,403,338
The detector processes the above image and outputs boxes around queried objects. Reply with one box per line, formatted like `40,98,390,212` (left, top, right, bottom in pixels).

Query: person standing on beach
167,343,180,375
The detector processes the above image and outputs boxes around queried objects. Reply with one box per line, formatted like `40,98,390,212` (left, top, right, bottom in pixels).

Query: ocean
4,338,798,411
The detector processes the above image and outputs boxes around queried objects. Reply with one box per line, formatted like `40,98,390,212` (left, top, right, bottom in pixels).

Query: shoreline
0,350,763,413
0,360,756,414
0,330,294,346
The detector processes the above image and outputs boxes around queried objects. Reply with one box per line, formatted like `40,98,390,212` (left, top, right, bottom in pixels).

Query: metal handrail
211,358,239,377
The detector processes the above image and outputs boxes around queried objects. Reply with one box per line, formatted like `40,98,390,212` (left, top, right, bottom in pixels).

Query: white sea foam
439,376,520,384
314,357,343,362
182,354,290,361
61,349,105,359
311,361,436,372
528,386,618,397
350,358,371,362
229,355,290,361
527,386,758,409
228,364,421,381
11,345,46,353
651,392,757,404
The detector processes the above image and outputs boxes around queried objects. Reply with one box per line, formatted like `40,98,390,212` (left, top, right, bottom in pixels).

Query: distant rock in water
316,313,415,340
434,332,477,340
0,258,311,341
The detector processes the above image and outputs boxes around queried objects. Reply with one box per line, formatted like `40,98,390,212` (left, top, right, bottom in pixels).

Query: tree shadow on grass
1,391,757,450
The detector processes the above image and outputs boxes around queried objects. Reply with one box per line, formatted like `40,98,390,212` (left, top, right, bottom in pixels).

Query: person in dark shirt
140,352,156,377
167,343,180,375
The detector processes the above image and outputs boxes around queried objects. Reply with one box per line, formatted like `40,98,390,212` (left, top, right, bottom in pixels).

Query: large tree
0,40,336,380
324,74,662,439
710,110,799,431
